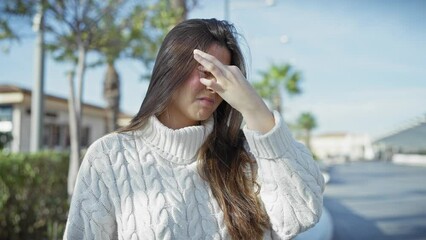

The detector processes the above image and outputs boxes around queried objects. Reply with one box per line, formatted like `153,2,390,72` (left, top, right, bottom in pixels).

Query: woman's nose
206,87,215,93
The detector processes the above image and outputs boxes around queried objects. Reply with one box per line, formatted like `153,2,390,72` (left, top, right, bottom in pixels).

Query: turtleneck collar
135,115,214,165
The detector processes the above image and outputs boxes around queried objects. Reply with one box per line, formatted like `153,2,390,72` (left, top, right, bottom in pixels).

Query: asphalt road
324,161,426,240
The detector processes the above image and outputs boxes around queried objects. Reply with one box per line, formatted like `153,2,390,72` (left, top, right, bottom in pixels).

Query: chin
195,111,214,121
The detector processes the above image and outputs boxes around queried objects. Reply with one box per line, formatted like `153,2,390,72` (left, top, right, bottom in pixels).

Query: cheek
215,98,223,109
216,96,223,104
185,75,204,92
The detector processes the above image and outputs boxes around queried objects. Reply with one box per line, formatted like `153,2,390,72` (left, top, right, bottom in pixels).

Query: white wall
82,114,107,146
10,100,108,152
393,154,426,166
11,104,22,152
311,133,375,162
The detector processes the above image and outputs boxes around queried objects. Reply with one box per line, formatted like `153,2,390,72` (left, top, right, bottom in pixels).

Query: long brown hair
121,18,269,239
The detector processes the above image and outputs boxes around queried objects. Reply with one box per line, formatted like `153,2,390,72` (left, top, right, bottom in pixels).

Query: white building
373,115,426,154
373,114,426,162
0,85,131,152
310,132,375,163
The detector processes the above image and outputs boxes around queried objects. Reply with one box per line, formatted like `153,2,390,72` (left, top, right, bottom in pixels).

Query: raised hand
193,49,275,133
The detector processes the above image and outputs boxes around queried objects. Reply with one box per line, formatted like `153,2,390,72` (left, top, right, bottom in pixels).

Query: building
373,114,426,162
0,85,131,152
373,114,426,154
310,132,375,163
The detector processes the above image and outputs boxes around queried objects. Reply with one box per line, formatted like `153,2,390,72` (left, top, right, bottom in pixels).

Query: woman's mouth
197,97,215,107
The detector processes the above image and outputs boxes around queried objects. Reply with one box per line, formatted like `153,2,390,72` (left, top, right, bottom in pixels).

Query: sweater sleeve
243,111,325,240
64,140,118,240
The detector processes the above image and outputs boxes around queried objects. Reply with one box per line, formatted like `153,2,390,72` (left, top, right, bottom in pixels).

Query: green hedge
0,152,69,240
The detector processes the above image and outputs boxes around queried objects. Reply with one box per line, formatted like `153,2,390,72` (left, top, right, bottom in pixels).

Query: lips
197,97,215,107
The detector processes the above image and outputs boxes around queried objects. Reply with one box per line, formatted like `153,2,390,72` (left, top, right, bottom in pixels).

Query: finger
194,49,222,63
200,78,224,93
194,53,224,78
194,49,236,81
193,49,227,78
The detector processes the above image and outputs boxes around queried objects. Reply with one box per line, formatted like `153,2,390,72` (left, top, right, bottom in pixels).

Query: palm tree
99,0,191,132
297,112,317,151
103,63,120,132
0,0,34,49
253,63,302,113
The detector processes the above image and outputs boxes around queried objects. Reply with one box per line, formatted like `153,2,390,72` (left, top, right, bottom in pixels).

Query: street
324,161,426,240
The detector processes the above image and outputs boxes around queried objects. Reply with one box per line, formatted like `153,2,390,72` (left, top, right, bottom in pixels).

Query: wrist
241,104,275,133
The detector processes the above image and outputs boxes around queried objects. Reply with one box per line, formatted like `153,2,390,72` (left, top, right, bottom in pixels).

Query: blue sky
0,0,425,138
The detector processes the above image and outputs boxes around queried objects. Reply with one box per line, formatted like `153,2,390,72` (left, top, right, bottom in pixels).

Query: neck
158,111,200,129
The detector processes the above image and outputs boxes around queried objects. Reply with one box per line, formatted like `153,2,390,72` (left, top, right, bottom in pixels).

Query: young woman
64,18,324,240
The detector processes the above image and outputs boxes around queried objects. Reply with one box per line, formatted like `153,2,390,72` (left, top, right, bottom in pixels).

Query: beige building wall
311,133,375,162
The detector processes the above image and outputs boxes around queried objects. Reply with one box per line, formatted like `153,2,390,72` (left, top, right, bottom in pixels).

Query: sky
0,0,425,139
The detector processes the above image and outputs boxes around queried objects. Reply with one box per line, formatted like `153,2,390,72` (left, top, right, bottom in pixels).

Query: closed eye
199,70,213,78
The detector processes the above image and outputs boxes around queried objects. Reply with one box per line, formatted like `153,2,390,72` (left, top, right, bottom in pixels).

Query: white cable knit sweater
64,112,324,240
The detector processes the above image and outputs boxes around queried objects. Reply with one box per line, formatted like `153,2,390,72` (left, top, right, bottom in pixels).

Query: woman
64,18,324,240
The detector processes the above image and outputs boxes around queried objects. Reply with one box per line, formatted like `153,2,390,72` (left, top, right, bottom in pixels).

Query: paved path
324,161,426,240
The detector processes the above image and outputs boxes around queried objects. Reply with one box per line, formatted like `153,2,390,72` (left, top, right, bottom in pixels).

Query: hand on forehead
194,49,225,77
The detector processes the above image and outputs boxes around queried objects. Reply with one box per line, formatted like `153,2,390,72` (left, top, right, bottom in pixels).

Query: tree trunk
305,129,312,151
67,71,81,198
272,93,282,113
76,43,87,124
67,41,87,197
103,62,120,132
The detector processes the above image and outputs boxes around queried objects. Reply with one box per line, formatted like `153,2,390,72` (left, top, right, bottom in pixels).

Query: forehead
206,44,231,65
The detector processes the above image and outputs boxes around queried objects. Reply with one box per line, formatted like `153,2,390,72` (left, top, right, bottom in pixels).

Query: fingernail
194,49,203,55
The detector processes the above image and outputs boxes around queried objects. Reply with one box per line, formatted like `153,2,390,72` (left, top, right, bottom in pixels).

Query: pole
30,1,45,152
224,0,230,21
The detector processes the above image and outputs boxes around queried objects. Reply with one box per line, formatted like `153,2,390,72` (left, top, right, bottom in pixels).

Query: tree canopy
253,63,302,113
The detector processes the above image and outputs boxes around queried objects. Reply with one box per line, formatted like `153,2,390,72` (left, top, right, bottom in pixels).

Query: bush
0,151,69,240
0,132,12,150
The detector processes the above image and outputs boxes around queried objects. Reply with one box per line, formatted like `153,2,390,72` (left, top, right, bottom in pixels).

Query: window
42,124,90,150
43,123,61,149
0,105,13,150
81,126,91,147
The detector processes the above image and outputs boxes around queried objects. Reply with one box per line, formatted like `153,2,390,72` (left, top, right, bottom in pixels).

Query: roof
0,84,132,118
373,114,426,151
0,85,27,93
